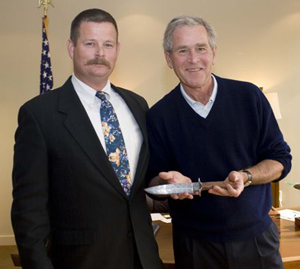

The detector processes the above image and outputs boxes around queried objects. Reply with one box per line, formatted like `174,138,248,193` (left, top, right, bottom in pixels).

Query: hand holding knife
145,171,244,199
145,178,231,196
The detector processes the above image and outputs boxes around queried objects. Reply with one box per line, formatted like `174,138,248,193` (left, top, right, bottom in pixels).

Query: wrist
242,170,253,187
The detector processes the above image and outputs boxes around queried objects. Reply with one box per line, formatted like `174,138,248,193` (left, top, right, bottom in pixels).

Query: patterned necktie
96,91,132,196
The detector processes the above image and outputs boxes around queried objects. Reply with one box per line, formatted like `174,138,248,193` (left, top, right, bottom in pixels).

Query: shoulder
20,78,72,114
112,84,148,110
148,84,181,117
216,75,258,90
214,75,265,103
215,75,273,119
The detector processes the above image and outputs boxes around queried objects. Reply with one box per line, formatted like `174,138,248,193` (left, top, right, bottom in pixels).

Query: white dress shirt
180,75,218,118
72,74,143,182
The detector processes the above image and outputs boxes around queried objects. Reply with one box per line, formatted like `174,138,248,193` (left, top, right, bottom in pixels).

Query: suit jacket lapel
58,78,127,198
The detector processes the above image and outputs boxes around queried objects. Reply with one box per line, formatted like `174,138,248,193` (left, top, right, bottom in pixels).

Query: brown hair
70,8,118,46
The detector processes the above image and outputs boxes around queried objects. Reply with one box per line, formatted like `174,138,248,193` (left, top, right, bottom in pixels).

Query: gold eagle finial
38,0,54,17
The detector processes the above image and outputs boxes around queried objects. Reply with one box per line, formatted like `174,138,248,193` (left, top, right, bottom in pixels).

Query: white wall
1,0,300,245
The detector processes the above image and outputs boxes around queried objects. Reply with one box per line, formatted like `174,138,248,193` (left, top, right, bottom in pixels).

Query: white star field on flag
40,19,53,94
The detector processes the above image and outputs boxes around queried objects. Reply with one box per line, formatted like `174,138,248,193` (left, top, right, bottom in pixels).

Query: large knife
144,178,228,196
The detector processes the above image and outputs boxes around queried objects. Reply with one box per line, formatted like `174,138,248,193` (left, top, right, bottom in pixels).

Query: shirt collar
180,74,218,105
71,73,112,105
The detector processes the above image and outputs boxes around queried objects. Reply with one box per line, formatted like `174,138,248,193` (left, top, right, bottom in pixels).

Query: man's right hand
157,171,194,200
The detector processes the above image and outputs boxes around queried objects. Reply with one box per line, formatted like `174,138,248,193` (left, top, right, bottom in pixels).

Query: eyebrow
194,43,209,47
174,43,208,50
173,45,188,50
82,38,116,44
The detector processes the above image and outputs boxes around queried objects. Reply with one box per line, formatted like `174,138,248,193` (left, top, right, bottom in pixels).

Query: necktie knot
96,91,107,102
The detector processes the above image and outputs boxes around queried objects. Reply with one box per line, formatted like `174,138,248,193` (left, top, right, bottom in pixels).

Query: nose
187,49,199,63
95,45,105,58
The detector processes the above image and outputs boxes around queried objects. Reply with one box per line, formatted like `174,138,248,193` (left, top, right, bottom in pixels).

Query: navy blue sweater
147,75,292,242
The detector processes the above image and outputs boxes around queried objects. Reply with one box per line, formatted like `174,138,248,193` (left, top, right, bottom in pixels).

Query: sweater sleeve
256,89,292,180
146,109,174,184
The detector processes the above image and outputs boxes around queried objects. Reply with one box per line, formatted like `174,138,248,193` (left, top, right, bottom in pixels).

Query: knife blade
144,178,228,196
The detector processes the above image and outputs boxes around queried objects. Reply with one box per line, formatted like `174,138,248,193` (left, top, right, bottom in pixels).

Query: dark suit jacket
11,77,163,269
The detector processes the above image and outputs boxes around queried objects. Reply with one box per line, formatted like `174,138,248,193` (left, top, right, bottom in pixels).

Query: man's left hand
207,171,245,197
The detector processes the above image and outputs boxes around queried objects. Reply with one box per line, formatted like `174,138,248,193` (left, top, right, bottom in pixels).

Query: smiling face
165,25,216,94
67,21,120,90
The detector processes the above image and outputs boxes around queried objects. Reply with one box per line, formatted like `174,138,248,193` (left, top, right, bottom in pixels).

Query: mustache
85,58,111,68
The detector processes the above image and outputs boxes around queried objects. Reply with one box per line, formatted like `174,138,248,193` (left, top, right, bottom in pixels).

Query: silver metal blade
144,182,201,195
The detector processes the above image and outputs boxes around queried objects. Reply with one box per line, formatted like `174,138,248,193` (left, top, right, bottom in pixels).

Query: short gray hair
163,15,217,52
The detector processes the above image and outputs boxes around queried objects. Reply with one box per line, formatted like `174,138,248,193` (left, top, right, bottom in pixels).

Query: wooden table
280,217,300,269
154,214,300,269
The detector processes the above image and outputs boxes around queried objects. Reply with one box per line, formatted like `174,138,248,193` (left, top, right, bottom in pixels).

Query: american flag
40,17,53,94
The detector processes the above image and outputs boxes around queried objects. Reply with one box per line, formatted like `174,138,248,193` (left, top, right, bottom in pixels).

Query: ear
164,51,173,69
212,46,217,65
67,39,75,60
116,42,121,57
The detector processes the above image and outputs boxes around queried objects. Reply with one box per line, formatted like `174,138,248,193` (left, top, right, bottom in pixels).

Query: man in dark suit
11,8,163,269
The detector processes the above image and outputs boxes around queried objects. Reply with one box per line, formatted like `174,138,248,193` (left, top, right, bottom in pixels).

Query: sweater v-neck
173,84,222,129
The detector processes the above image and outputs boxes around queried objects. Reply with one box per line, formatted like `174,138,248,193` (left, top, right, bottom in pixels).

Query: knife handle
202,181,236,190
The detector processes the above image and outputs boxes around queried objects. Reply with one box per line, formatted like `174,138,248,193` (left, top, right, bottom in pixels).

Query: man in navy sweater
147,15,292,269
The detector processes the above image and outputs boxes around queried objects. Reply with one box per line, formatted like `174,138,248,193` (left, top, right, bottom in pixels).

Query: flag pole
38,0,54,94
